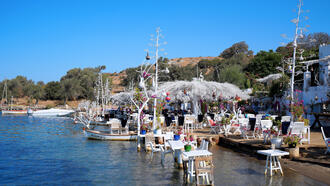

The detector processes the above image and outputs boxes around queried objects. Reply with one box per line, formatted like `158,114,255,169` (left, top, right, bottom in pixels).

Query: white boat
30,108,75,117
84,129,137,141
1,109,27,115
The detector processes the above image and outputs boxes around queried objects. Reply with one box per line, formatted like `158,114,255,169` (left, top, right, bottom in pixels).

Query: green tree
219,65,246,88
219,41,250,59
43,81,62,100
245,50,282,78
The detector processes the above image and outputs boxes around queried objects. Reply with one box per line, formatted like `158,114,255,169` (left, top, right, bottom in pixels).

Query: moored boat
84,129,137,141
30,108,75,117
1,109,27,115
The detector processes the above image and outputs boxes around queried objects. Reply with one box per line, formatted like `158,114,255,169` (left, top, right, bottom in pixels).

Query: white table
182,150,213,182
257,149,289,176
168,140,185,167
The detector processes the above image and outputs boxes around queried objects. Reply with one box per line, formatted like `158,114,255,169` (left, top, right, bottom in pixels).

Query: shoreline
217,135,330,185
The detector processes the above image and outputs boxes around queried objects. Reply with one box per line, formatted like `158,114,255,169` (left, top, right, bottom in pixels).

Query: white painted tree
128,61,154,134
280,0,310,104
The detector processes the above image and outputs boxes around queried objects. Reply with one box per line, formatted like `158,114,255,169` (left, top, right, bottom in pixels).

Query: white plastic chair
207,116,219,134
321,126,330,154
260,120,273,143
197,140,209,151
239,118,250,139
184,115,196,133
281,116,291,122
289,122,305,145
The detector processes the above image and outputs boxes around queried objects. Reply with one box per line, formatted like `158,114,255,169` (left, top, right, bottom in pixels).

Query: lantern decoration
166,92,170,96
183,89,187,95
235,95,241,102
146,52,151,60
165,96,171,102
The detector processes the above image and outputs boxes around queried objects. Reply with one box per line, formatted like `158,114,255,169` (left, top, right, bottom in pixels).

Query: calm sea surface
0,115,326,185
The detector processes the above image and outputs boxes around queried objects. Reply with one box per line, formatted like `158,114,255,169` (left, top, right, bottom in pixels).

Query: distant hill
107,56,222,93
168,56,222,67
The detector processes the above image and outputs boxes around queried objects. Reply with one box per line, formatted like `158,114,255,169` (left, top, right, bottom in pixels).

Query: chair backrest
111,120,122,129
256,114,263,125
321,126,330,139
194,156,213,174
281,121,290,135
281,116,291,122
238,118,249,126
145,133,155,144
185,115,195,122
260,120,273,130
198,139,209,150
159,116,165,124
290,122,304,136
246,114,255,118
271,115,278,120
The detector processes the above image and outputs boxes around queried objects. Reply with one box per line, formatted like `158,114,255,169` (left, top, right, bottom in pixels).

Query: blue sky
0,0,329,83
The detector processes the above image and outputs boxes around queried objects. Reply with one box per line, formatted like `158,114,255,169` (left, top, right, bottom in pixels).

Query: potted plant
154,125,162,135
174,128,183,141
284,135,301,158
184,135,194,152
140,123,148,135
269,128,282,148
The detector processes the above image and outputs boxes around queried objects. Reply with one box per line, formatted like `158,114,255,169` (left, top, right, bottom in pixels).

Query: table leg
270,156,273,176
272,156,278,174
277,156,284,176
308,127,310,144
265,156,269,175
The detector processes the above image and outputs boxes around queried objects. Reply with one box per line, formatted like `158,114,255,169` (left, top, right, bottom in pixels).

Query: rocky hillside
168,56,222,67
108,56,221,93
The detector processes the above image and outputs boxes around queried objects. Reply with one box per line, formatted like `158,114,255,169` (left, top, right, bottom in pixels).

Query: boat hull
84,129,137,141
31,109,75,117
1,110,27,115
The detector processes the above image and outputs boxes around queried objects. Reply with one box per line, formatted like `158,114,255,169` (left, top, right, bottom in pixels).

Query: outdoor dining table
257,149,289,176
182,150,213,182
168,140,185,168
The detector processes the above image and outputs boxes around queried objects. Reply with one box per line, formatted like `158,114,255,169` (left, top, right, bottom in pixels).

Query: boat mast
1,80,8,108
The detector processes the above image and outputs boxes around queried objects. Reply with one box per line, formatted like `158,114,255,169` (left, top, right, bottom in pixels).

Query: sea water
0,115,326,185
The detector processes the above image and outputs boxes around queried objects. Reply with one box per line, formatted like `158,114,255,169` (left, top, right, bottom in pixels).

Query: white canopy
157,80,250,102
110,91,133,105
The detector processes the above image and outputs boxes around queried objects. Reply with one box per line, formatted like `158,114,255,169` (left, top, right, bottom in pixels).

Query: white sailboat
1,81,27,115
29,108,75,117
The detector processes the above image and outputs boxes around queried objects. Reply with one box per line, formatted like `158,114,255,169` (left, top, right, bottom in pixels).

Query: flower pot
140,130,146,135
174,134,180,141
289,147,299,159
271,138,282,148
184,144,192,152
288,143,297,148
154,129,162,135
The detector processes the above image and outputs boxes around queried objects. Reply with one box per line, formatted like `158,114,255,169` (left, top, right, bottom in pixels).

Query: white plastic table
257,149,289,176
182,150,213,182
168,140,185,167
